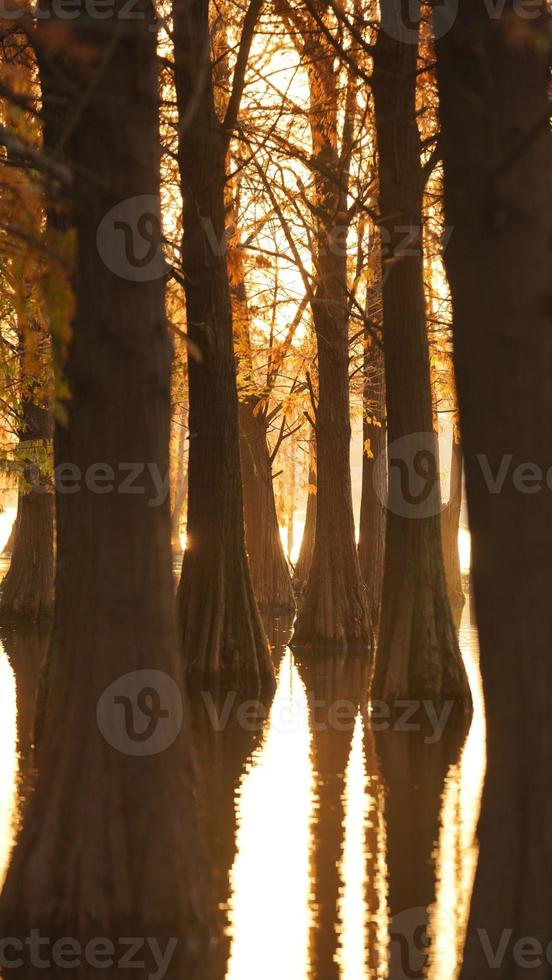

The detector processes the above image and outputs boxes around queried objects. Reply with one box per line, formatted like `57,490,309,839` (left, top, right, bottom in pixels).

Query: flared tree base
179,548,276,693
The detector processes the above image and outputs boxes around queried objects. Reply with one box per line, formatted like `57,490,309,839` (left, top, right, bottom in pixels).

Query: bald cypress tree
173,0,274,688
436,2,552,975
0,4,210,953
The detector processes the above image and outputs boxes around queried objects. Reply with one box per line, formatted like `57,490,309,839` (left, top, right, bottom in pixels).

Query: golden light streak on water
225,650,316,980
372,780,390,980
0,644,18,888
336,713,370,980
0,607,485,979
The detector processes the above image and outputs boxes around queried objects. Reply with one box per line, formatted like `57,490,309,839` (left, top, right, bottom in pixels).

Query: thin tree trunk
371,1,471,709
358,336,386,625
292,17,371,650
440,434,465,629
293,436,317,592
0,6,211,955
239,396,295,611
173,0,273,689
287,442,296,558
231,236,295,613
171,401,187,553
0,398,54,623
436,3,552,976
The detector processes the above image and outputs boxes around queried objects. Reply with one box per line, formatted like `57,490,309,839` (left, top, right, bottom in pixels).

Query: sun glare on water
226,650,316,980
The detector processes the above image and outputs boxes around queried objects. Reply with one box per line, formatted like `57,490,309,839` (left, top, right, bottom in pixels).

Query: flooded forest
0,0,548,978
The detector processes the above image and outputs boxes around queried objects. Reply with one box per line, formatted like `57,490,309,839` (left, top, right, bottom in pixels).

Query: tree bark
440,434,465,629
173,0,273,690
171,401,187,554
435,3,552,976
371,1,471,709
291,16,371,650
0,6,211,957
358,336,386,625
239,396,295,611
231,232,295,613
0,399,54,623
293,435,317,593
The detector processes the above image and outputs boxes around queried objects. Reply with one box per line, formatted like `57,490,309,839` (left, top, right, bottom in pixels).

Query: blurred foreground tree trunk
173,0,273,688
436,2,552,976
0,4,211,956
371,0,471,709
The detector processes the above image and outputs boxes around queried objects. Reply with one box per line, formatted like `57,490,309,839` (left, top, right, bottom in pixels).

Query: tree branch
223,0,264,139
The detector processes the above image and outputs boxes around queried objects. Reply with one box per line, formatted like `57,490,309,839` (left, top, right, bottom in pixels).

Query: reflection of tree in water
1,626,50,792
188,669,277,978
261,609,295,675
295,650,371,980
373,712,470,979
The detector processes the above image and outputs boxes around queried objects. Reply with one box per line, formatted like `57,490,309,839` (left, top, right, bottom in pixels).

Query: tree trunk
239,396,295,611
293,436,317,593
231,230,294,613
287,442,296,558
440,434,465,629
358,336,386,626
172,0,273,690
171,401,187,554
435,3,552,976
0,6,211,957
0,399,54,623
371,1,471,709
292,19,371,651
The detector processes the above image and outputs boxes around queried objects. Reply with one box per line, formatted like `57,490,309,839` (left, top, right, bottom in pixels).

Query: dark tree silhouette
436,1,552,976
173,0,274,688
288,7,371,650
0,4,211,956
371,0,471,708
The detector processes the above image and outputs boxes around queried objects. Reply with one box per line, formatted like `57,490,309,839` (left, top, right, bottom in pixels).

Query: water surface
0,603,485,979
